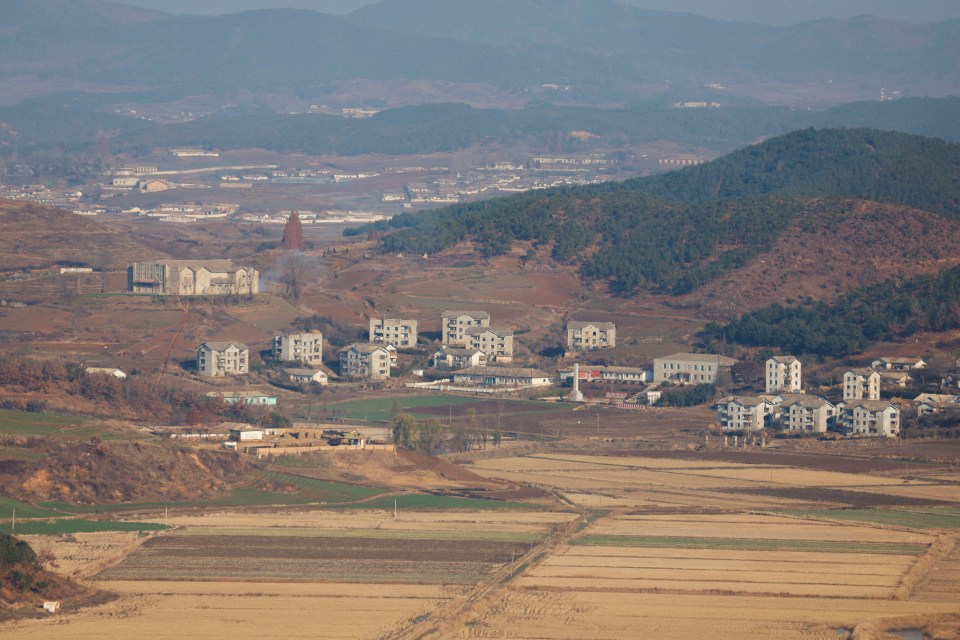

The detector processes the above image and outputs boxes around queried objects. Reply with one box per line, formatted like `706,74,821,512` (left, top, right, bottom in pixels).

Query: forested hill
700,265,960,357
360,128,960,294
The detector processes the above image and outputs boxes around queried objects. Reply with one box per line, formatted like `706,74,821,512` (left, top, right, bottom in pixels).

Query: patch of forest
359,128,960,294
700,265,960,357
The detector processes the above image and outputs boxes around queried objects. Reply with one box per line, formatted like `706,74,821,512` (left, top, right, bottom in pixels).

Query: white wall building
273,331,323,366
441,310,490,346
843,368,881,401
766,356,802,393
196,342,249,377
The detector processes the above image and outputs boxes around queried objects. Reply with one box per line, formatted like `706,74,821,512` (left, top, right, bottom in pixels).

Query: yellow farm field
2,581,453,640
591,513,933,544
141,508,576,534
459,590,960,640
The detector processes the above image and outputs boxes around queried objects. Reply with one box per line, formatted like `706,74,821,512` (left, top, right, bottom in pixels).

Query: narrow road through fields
383,501,589,640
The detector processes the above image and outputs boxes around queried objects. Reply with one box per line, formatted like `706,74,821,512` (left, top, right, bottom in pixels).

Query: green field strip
781,508,960,529
173,527,542,542
261,471,388,503
570,535,928,555
322,494,537,511
0,496,70,519
0,408,87,435
319,395,565,422
5,519,168,535
0,447,46,461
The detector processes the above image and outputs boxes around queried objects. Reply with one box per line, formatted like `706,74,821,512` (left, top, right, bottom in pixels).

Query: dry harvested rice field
5,451,960,639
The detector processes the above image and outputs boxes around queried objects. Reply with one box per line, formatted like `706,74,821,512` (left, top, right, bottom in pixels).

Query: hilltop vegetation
700,265,960,357
362,128,960,293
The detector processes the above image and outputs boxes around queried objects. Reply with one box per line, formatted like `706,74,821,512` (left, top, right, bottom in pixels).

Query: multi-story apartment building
129,260,259,296
272,331,323,366
716,396,772,431
843,368,881,401
783,397,836,433
566,321,617,351
765,355,802,393
441,310,490,346
840,401,900,437
196,342,249,377
653,353,736,385
369,318,418,348
466,326,514,363
339,343,391,380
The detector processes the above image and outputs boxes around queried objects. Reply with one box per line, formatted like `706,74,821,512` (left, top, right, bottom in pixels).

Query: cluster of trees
0,354,285,427
358,128,960,295
657,384,716,407
391,411,502,454
702,265,960,356
0,533,46,595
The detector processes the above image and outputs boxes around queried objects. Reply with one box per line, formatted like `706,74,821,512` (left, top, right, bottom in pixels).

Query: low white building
84,367,127,379
871,357,927,371
453,367,552,387
654,353,736,385
433,346,487,370
285,368,329,386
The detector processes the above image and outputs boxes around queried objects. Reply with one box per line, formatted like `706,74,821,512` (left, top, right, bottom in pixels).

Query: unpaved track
383,499,588,640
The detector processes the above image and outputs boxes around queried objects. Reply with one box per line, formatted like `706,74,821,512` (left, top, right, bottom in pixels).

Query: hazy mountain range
2,0,958,109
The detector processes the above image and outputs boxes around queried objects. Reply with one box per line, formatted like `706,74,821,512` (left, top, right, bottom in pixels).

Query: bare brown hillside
0,440,252,505
679,199,960,320
0,200,167,271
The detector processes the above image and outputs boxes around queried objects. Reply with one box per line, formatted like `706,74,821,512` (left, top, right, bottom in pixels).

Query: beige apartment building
129,259,259,296
653,353,736,385
567,321,617,351
441,310,491,345
196,342,249,377
466,326,514,363
339,343,391,380
369,318,418,348
272,331,323,366
843,368,881,401
765,355,802,393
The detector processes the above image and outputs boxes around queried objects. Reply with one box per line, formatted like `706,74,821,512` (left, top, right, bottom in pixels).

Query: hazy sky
121,0,960,25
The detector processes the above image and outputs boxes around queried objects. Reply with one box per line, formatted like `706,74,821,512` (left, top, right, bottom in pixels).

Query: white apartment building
441,310,491,346
783,397,836,433
766,356,802,393
567,321,617,351
466,326,514,363
654,353,736,385
339,343,391,380
716,396,772,431
840,401,901,437
272,331,323,366
196,342,249,377
369,318,418,348
843,368,881,401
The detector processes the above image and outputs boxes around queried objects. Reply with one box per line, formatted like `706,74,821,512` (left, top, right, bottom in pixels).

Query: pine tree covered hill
360,128,960,294
700,265,960,357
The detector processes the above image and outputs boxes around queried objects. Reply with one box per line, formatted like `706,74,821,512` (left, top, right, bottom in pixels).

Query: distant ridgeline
354,128,960,294
699,265,960,357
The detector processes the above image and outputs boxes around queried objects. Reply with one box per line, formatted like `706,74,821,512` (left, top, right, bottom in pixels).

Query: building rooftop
568,321,616,330
199,341,248,352
465,326,513,338
456,367,550,378
659,353,736,366
442,310,490,320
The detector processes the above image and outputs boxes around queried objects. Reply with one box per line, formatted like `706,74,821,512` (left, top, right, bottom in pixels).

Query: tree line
700,265,960,357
